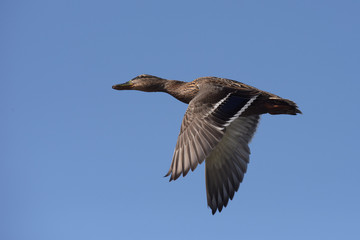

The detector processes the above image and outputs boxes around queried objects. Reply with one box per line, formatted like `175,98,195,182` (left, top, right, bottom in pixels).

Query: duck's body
113,74,301,214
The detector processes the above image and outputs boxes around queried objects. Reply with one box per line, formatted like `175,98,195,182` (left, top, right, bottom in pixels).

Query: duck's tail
265,97,302,115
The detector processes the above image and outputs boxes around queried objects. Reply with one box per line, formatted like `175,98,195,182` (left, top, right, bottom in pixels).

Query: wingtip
208,203,218,215
164,170,173,182
211,208,217,215
164,169,171,177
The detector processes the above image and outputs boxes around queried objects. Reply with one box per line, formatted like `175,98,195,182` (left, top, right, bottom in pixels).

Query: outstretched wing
205,115,260,214
165,84,259,181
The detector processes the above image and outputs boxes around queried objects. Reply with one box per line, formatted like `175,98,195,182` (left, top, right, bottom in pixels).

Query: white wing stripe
205,93,232,117
223,95,258,127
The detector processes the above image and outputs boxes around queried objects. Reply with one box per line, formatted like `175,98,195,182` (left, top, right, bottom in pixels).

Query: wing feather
165,84,260,215
205,115,260,214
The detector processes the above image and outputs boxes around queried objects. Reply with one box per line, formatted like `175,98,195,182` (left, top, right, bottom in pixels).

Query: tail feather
266,98,302,115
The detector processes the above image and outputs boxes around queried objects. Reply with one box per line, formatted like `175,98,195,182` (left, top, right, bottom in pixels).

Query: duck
112,74,301,214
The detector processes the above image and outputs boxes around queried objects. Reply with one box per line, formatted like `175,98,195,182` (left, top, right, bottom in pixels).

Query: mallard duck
112,74,301,214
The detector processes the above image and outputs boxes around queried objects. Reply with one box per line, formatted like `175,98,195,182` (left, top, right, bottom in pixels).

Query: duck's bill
112,82,133,90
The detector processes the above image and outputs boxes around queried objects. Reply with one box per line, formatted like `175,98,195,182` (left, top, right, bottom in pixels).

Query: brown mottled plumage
112,74,301,214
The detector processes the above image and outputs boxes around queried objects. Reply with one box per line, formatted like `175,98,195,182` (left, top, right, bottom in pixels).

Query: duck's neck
163,80,198,104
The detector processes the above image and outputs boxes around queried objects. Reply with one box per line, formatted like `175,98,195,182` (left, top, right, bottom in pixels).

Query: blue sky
1,0,360,239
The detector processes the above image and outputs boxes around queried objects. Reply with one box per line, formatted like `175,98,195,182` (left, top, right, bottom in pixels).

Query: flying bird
112,74,301,214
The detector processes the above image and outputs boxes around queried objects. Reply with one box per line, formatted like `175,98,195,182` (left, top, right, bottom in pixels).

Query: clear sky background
1,0,360,239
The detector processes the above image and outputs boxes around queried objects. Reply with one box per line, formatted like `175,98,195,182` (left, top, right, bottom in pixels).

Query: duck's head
112,74,167,92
